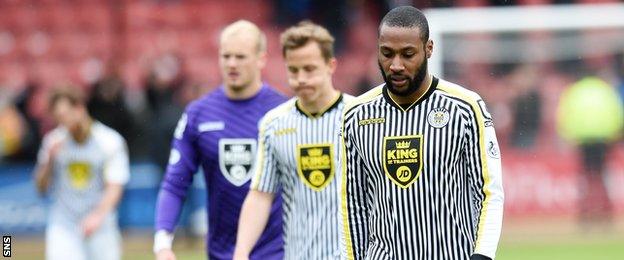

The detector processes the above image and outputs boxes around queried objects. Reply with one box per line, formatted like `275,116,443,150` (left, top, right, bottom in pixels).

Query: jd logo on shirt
297,144,334,191
219,139,257,186
383,135,423,188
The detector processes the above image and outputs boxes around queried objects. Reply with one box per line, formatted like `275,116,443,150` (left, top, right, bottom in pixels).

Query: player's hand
49,138,65,161
45,137,65,166
156,249,176,260
81,211,105,237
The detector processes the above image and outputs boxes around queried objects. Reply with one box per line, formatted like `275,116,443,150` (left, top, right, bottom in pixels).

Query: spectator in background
145,53,187,171
616,52,624,106
87,72,135,157
557,76,624,228
355,53,384,95
0,81,42,163
0,95,25,162
508,64,542,149
272,0,348,54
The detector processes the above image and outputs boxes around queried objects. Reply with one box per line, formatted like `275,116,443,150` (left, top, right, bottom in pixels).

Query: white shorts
46,211,121,260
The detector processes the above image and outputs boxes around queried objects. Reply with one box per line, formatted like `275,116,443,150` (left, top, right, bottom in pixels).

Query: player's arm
341,112,370,260
34,154,54,195
81,184,124,237
233,115,280,260
154,113,201,257
466,100,504,260
82,135,130,237
33,131,64,195
233,190,275,259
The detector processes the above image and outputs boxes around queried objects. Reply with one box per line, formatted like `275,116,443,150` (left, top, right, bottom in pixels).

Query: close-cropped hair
380,6,430,42
280,21,335,62
220,20,267,54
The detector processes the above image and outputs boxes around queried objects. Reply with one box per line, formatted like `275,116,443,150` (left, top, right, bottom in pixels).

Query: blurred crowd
446,50,624,151
0,52,206,171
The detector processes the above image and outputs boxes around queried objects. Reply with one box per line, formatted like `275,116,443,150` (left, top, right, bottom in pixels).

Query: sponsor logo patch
67,162,92,189
383,135,423,188
296,144,334,191
358,117,386,126
275,127,296,136
199,121,225,132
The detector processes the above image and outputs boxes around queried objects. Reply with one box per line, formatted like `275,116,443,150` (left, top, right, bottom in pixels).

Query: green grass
129,235,624,259
498,236,624,260
12,228,624,259
126,251,205,260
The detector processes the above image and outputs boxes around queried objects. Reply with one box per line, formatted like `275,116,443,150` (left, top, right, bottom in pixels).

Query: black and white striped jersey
341,77,504,260
252,93,354,260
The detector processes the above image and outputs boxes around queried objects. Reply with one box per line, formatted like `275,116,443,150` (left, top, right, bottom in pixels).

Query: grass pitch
11,217,624,259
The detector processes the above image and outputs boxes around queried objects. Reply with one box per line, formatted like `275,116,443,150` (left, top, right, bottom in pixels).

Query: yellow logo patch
296,144,334,191
382,135,423,188
67,162,92,189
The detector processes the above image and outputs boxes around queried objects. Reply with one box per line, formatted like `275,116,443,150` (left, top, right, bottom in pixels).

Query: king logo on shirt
383,135,423,188
297,144,334,191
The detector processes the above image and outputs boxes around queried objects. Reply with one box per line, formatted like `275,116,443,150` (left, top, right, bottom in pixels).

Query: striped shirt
341,77,504,260
252,93,353,260
38,122,129,222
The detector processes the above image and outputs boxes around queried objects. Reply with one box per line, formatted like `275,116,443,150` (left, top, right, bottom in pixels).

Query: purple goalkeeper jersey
155,84,286,260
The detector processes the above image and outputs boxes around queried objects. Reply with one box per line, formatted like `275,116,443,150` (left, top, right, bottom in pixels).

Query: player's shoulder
343,84,384,115
262,84,287,100
435,78,483,105
91,122,126,151
259,85,288,108
260,98,296,127
185,87,223,112
264,97,296,119
341,93,356,104
41,126,68,145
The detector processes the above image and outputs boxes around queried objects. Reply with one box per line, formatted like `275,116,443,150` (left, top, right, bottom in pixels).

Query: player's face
52,99,84,133
378,25,432,97
285,41,336,103
219,33,265,91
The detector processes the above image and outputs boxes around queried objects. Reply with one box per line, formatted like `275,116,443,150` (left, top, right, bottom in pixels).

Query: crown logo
395,141,411,149
308,148,324,156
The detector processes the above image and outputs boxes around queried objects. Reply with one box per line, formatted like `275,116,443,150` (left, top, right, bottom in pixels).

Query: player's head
281,21,336,103
219,20,267,91
378,6,432,97
48,86,89,133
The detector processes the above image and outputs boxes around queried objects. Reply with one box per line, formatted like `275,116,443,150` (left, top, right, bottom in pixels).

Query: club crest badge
296,143,334,191
383,135,423,188
67,161,92,189
219,139,257,186
427,108,450,128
